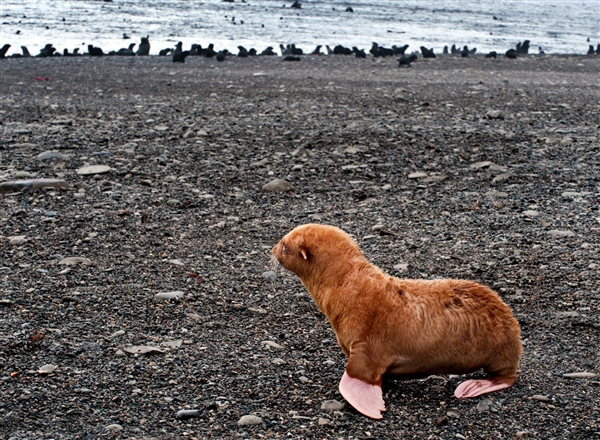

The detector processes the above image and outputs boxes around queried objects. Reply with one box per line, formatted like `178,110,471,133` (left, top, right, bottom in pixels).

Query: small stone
523,210,539,217
272,358,286,365
197,129,209,136
470,161,493,169
248,307,267,314
0,299,14,306
516,432,532,438
492,173,512,183
155,291,184,301
38,364,57,375
37,150,70,161
530,395,550,402
77,165,111,176
563,372,598,379
237,415,263,426
486,109,504,119
408,172,428,179
318,418,329,426
262,178,293,192
394,263,409,272
140,179,152,187
455,434,467,440
0,179,71,194
14,171,34,178
9,236,27,245
58,257,93,266
321,400,345,411
168,259,185,266
166,199,180,206
154,125,169,131
547,230,575,238
123,345,164,355
183,130,196,139
477,398,492,412
588,263,599,270
105,424,123,432
115,349,126,357
561,191,591,199
446,409,460,418
299,376,309,383
262,270,277,281
176,409,202,420
382,184,392,191
262,340,283,349
436,416,448,426
161,340,183,349
371,224,384,231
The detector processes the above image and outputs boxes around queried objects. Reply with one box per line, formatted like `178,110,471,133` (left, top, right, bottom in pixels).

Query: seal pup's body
273,224,522,419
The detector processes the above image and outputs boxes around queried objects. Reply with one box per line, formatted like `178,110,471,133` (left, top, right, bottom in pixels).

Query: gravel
1,53,599,439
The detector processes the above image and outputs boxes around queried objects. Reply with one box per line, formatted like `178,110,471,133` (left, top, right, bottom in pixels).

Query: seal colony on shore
273,224,522,420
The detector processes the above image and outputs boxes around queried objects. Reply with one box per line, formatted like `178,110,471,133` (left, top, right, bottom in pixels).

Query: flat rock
77,165,111,175
530,395,551,402
155,291,184,300
0,179,71,194
237,415,263,426
470,161,493,169
262,270,277,280
9,236,27,245
523,210,539,217
123,345,164,355
262,340,283,349
59,257,93,265
38,364,57,375
563,372,598,379
262,178,293,192
561,191,592,198
14,171,35,178
321,400,345,411
408,172,427,179
38,151,71,161
486,109,504,119
547,230,575,238
161,340,183,349
492,173,512,183
104,424,123,432
176,409,202,420
272,358,286,365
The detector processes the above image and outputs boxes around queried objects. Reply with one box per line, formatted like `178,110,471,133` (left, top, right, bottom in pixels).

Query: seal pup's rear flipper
454,376,516,398
339,371,385,419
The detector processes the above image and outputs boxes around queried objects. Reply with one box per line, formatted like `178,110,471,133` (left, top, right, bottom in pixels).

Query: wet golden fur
273,224,522,385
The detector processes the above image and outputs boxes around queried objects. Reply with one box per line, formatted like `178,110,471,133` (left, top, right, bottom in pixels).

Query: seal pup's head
273,224,364,281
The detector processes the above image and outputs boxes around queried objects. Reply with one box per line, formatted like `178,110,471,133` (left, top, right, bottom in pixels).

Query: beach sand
1,54,599,438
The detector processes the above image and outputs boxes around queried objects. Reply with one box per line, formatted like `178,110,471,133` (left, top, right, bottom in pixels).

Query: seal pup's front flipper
339,371,385,419
454,376,516,398
338,345,386,419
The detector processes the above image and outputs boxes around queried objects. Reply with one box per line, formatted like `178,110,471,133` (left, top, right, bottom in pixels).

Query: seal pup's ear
299,245,308,260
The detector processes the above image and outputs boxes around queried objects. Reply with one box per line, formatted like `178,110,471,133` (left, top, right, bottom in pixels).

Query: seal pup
88,44,104,56
136,36,150,56
116,43,136,56
273,224,522,420
36,44,56,57
398,53,417,67
310,45,323,55
505,48,517,59
485,51,497,58
352,47,366,58
173,42,183,56
237,46,249,57
587,45,595,55
420,46,436,58
173,50,190,63
216,49,228,62
159,48,171,56
0,44,10,59
259,46,276,56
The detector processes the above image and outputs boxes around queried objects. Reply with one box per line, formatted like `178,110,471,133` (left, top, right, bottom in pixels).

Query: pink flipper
454,376,516,398
339,371,386,419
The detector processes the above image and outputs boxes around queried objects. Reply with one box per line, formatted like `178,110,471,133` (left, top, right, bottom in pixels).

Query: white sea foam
1,0,598,56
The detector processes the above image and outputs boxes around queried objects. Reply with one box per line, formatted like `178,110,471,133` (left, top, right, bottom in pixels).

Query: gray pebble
321,400,344,411
176,409,202,420
237,414,263,425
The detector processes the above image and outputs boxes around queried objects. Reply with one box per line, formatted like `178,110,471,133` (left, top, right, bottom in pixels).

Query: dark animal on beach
173,50,190,63
291,44,303,55
538,46,545,55
587,45,595,56
115,43,136,56
398,53,417,67
310,45,323,55
485,51,497,58
451,44,459,55
333,45,353,55
443,45,448,54
420,46,436,58
88,45,104,56
505,48,517,59
370,42,393,57
159,48,171,56
122,33,130,39
16,46,31,58
597,44,600,55
216,49,228,62
237,46,249,57
516,40,530,55
461,46,469,57
173,42,183,56
283,55,301,61
248,48,257,56
290,0,301,9
136,36,150,56
0,44,10,59
353,47,366,58
204,44,217,58
63,49,71,56
73,48,80,56
280,44,292,56
346,7,354,12
326,45,333,54
37,44,56,57
189,44,202,56
260,46,277,56
392,44,409,55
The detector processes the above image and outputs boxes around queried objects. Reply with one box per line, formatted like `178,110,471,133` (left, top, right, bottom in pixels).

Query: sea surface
1,0,598,56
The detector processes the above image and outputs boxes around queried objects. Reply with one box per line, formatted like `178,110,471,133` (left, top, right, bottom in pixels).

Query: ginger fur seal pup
272,224,522,419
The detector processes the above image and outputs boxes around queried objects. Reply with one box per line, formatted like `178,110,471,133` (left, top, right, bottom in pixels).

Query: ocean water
0,0,598,56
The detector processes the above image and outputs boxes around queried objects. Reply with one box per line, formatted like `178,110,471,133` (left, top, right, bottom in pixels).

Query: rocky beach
1,54,599,439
